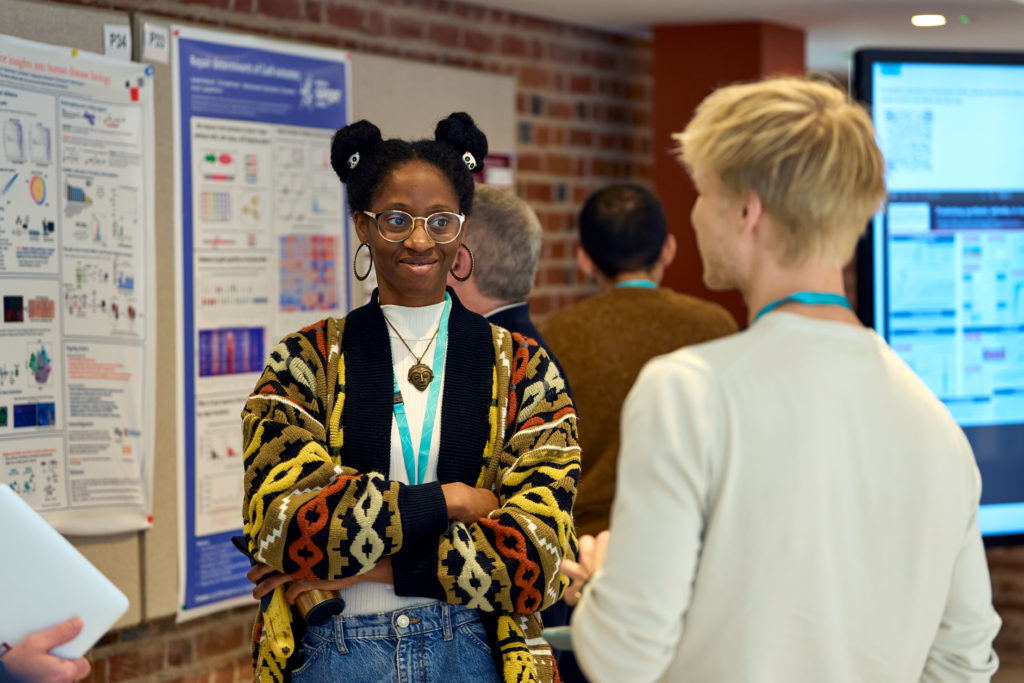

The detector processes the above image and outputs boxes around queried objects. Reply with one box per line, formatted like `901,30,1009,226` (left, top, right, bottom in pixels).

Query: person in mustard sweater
243,113,579,683
538,184,737,539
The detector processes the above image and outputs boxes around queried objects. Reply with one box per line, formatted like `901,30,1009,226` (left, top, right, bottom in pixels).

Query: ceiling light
911,14,947,27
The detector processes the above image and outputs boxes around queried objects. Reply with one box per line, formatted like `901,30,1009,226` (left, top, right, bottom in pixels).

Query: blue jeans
292,602,501,683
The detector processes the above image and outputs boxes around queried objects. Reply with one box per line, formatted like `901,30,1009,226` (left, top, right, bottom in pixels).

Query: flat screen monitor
853,48,1024,545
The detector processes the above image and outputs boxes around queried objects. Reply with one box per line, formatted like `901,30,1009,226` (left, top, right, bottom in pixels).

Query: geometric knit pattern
242,313,579,683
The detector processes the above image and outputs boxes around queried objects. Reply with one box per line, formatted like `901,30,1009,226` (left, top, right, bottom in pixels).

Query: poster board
0,0,142,629
0,0,516,629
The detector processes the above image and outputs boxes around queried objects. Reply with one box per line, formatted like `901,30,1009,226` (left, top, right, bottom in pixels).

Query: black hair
330,112,488,214
578,184,668,277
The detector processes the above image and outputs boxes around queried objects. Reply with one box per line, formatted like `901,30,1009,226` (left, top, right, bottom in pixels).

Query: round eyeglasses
362,210,465,244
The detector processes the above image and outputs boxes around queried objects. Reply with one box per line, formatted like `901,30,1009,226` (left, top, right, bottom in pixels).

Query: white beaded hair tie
347,151,360,169
462,151,477,171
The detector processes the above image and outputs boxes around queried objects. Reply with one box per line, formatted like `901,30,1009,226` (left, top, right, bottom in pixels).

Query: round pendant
408,363,434,391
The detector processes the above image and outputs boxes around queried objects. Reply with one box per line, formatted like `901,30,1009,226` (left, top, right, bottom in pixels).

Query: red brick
428,22,460,47
569,75,593,94
599,133,615,150
594,51,617,69
234,0,254,12
465,30,493,53
547,154,571,175
258,0,303,20
367,10,385,34
305,0,323,21
547,100,573,119
195,623,246,659
389,17,424,39
80,658,108,683
107,647,165,681
500,34,528,57
325,5,364,30
519,65,549,89
533,125,551,145
531,295,554,316
548,44,577,64
295,31,337,47
524,183,554,202
517,153,543,172
572,186,590,203
531,39,545,59
568,129,593,147
168,637,194,667
554,128,567,145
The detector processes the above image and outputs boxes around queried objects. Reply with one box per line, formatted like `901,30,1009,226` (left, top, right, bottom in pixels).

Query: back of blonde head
675,77,887,267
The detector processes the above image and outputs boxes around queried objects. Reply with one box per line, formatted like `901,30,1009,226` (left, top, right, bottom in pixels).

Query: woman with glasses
242,112,579,683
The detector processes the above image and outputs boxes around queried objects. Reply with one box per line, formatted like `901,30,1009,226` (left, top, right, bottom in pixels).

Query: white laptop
0,485,129,659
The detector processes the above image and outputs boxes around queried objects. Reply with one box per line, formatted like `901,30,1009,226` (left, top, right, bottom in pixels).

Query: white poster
172,25,350,619
0,35,156,533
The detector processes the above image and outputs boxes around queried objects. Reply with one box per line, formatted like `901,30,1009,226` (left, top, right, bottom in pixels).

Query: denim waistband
306,601,482,645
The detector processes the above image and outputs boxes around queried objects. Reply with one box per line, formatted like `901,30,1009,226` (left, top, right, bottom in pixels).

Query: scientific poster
172,25,350,619
0,35,156,534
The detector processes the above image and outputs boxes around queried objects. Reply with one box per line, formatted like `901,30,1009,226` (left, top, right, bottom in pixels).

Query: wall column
653,22,805,325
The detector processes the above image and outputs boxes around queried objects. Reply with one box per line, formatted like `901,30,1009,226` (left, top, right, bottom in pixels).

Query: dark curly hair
330,112,488,215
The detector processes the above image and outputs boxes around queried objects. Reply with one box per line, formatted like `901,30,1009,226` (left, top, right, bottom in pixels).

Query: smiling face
354,161,464,307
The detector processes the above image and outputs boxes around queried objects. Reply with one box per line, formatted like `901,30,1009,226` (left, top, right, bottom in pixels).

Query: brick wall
48,0,1024,679
54,0,651,317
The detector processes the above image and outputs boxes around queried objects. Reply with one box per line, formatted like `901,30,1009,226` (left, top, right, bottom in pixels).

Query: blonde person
562,78,1001,682
244,113,579,682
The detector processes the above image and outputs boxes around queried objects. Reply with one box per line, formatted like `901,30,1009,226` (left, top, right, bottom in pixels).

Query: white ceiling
464,0,1024,75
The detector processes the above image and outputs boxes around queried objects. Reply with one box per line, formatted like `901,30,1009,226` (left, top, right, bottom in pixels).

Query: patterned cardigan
241,291,580,682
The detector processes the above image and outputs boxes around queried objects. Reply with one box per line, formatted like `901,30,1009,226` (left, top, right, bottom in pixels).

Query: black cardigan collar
340,288,494,485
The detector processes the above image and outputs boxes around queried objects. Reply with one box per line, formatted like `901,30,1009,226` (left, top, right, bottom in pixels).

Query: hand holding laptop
1,617,91,682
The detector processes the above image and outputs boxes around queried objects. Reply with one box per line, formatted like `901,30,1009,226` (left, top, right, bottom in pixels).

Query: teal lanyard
391,294,451,485
615,279,657,289
753,291,851,324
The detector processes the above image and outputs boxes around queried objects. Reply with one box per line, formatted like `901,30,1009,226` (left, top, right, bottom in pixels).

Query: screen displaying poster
0,34,156,534
172,25,350,619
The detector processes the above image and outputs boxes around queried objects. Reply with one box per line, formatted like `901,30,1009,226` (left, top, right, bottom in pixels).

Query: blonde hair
675,77,887,266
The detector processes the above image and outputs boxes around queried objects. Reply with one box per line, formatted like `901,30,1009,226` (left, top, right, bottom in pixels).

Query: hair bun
435,112,488,174
331,120,383,182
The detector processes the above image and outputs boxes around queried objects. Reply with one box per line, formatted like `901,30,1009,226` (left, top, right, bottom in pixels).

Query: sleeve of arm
392,343,580,614
921,467,1001,682
572,355,713,683
242,325,448,581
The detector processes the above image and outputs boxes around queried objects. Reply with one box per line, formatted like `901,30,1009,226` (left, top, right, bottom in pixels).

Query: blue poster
173,26,350,618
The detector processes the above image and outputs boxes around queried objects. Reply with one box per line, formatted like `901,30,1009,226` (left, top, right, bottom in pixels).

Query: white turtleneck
341,299,448,615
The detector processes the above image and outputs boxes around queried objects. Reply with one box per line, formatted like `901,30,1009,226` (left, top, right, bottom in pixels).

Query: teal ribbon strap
753,291,851,324
391,294,451,485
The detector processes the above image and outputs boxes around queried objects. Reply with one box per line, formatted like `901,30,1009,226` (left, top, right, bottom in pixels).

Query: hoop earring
450,244,474,282
353,242,373,281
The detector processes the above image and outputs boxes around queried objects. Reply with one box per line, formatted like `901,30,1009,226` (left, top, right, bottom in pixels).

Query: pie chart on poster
29,175,46,204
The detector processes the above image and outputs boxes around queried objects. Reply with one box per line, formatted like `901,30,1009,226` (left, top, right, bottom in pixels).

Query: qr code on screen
881,109,933,173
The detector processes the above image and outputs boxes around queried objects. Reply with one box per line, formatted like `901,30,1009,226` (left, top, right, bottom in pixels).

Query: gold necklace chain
382,314,441,391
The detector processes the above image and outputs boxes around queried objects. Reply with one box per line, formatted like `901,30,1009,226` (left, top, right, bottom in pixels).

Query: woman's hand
560,530,610,606
442,482,500,523
248,558,395,604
